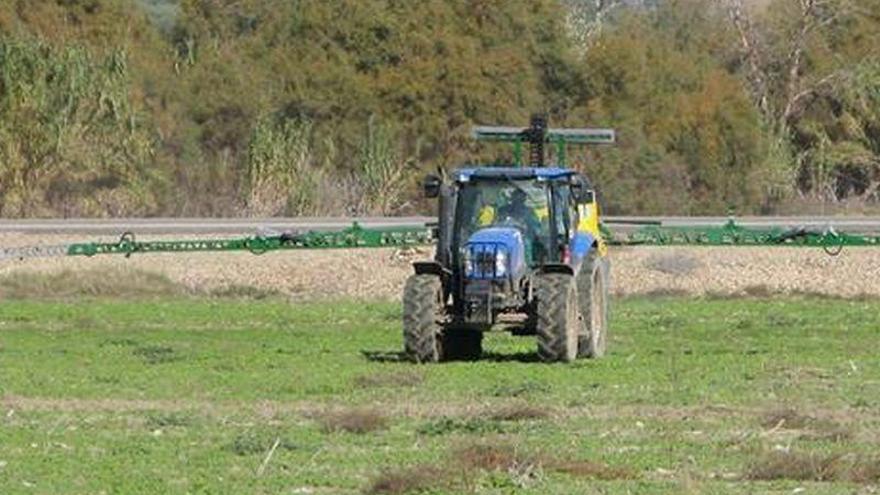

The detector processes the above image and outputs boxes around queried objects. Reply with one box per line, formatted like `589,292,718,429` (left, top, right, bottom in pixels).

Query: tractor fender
412,261,451,277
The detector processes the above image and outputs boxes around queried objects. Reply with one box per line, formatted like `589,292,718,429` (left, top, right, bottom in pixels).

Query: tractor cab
453,167,596,272
406,116,614,363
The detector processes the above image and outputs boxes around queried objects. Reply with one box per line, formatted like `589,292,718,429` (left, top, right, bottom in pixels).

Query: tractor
403,116,615,363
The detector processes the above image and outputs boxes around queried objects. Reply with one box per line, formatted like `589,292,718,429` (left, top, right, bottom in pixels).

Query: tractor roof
453,167,573,182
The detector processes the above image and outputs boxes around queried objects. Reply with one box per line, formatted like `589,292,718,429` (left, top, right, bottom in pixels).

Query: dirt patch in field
4,232,880,299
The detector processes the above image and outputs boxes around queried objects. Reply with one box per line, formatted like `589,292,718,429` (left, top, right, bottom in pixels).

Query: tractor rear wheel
577,253,609,358
403,274,444,363
536,273,579,362
443,328,483,361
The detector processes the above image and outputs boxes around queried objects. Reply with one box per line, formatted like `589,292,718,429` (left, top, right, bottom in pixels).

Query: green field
1,296,879,494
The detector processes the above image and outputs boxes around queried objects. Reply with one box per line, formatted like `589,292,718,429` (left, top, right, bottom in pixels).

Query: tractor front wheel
402,274,445,363
536,273,579,362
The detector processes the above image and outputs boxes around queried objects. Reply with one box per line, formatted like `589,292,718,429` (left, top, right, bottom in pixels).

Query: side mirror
570,175,594,203
423,174,442,199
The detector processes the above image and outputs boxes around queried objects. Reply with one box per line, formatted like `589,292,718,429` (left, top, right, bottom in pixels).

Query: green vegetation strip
1,297,879,493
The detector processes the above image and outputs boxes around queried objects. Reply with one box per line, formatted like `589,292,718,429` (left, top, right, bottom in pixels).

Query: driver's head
510,189,527,208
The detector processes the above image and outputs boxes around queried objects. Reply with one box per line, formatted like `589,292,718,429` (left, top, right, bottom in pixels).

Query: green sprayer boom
0,223,432,262
3,219,880,263
604,219,880,255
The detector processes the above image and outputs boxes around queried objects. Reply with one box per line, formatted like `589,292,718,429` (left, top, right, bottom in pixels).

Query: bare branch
565,0,622,49
724,0,771,117
785,0,818,109
783,70,848,124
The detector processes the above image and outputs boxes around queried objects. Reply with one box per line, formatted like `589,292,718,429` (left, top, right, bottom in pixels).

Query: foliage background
0,0,878,217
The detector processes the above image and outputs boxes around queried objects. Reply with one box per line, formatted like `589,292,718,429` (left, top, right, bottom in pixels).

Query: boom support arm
472,114,615,167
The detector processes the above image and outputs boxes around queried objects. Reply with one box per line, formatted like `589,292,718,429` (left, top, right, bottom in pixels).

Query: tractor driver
497,189,539,230
496,188,547,264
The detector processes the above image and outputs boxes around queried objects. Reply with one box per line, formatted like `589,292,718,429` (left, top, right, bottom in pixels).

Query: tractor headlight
495,249,507,277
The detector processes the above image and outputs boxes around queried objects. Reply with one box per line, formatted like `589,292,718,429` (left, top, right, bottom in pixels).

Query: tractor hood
463,227,526,279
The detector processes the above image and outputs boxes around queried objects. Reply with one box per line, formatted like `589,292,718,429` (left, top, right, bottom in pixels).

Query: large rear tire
577,252,609,358
403,274,444,363
536,273,579,362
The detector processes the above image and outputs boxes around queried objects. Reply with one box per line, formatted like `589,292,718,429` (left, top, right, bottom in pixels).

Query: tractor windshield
455,179,552,265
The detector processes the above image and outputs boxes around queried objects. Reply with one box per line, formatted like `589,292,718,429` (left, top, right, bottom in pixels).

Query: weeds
353,370,424,389
551,460,636,480
417,417,505,436
320,408,388,434
453,443,522,471
490,381,550,398
366,465,449,494
761,409,853,442
226,431,297,456
367,441,635,493
132,345,178,365
746,450,880,482
487,403,551,422
207,285,283,300
145,412,191,429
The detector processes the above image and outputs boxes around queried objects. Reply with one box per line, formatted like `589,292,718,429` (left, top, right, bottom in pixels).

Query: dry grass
0,267,284,300
453,443,523,472
636,288,692,299
0,267,186,300
551,460,637,480
319,408,388,434
761,408,853,442
206,284,283,299
451,441,634,480
353,370,424,389
761,408,816,429
486,402,551,422
742,284,775,298
365,465,449,494
746,451,880,482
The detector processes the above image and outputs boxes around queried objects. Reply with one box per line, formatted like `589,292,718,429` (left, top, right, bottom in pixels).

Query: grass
1,295,880,493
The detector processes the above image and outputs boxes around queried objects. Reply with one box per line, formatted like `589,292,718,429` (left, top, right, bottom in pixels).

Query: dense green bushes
0,0,877,217
0,39,157,216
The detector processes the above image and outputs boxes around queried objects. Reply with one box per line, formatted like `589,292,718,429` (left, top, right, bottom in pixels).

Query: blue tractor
403,116,614,363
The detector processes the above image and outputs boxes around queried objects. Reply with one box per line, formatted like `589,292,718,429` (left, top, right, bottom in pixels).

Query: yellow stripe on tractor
578,202,607,256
